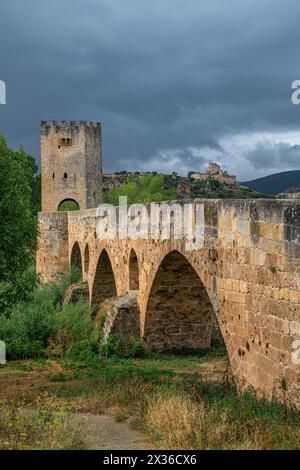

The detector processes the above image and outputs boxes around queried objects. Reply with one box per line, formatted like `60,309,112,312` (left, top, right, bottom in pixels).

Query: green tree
58,200,80,212
103,174,178,205
0,135,38,313
32,173,41,213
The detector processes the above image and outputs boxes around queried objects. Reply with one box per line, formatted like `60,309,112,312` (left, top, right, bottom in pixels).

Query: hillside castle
190,162,237,186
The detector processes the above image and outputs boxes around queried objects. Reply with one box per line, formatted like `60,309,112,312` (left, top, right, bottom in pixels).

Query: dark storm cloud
242,142,300,171
1,0,300,179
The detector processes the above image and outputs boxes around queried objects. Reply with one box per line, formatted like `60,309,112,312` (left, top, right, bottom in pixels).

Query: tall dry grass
146,394,205,449
145,390,300,450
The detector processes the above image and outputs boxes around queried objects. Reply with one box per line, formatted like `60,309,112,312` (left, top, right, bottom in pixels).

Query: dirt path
72,413,152,450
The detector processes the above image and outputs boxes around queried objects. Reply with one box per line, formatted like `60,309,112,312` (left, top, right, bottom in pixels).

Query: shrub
0,269,84,359
47,302,96,356
101,335,148,359
45,266,82,308
65,339,99,362
0,284,58,359
0,264,37,315
6,340,45,359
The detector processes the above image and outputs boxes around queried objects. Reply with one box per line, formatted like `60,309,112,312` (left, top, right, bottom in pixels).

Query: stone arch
58,198,80,211
70,241,83,279
129,249,139,290
84,244,90,273
143,250,214,352
91,249,117,306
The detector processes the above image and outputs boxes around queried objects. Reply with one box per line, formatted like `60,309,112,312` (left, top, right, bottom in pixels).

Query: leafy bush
48,303,96,356
65,339,99,362
0,268,87,359
6,340,45,359
0,264,38,316
45,266,82,307
0,284,58,359
101,335,148,359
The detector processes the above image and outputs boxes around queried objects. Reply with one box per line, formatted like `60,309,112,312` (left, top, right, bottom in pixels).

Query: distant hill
242,170,300,196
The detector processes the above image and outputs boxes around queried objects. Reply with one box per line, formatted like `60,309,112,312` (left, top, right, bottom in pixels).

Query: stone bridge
37,198,300,405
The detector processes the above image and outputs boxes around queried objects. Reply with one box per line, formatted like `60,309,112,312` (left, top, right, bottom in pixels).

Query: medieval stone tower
40,120,102,212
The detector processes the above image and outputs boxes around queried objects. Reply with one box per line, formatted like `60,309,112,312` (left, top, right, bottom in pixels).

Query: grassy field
1,346,300,450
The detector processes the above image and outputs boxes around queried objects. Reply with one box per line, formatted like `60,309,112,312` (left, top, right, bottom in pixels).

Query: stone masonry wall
36,212,69,281
97,292,141,344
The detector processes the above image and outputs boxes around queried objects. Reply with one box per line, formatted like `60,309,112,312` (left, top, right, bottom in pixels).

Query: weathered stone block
97,292,141,344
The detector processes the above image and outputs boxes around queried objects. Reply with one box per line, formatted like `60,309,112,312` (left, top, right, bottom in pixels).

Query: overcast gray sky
1,0,300,180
